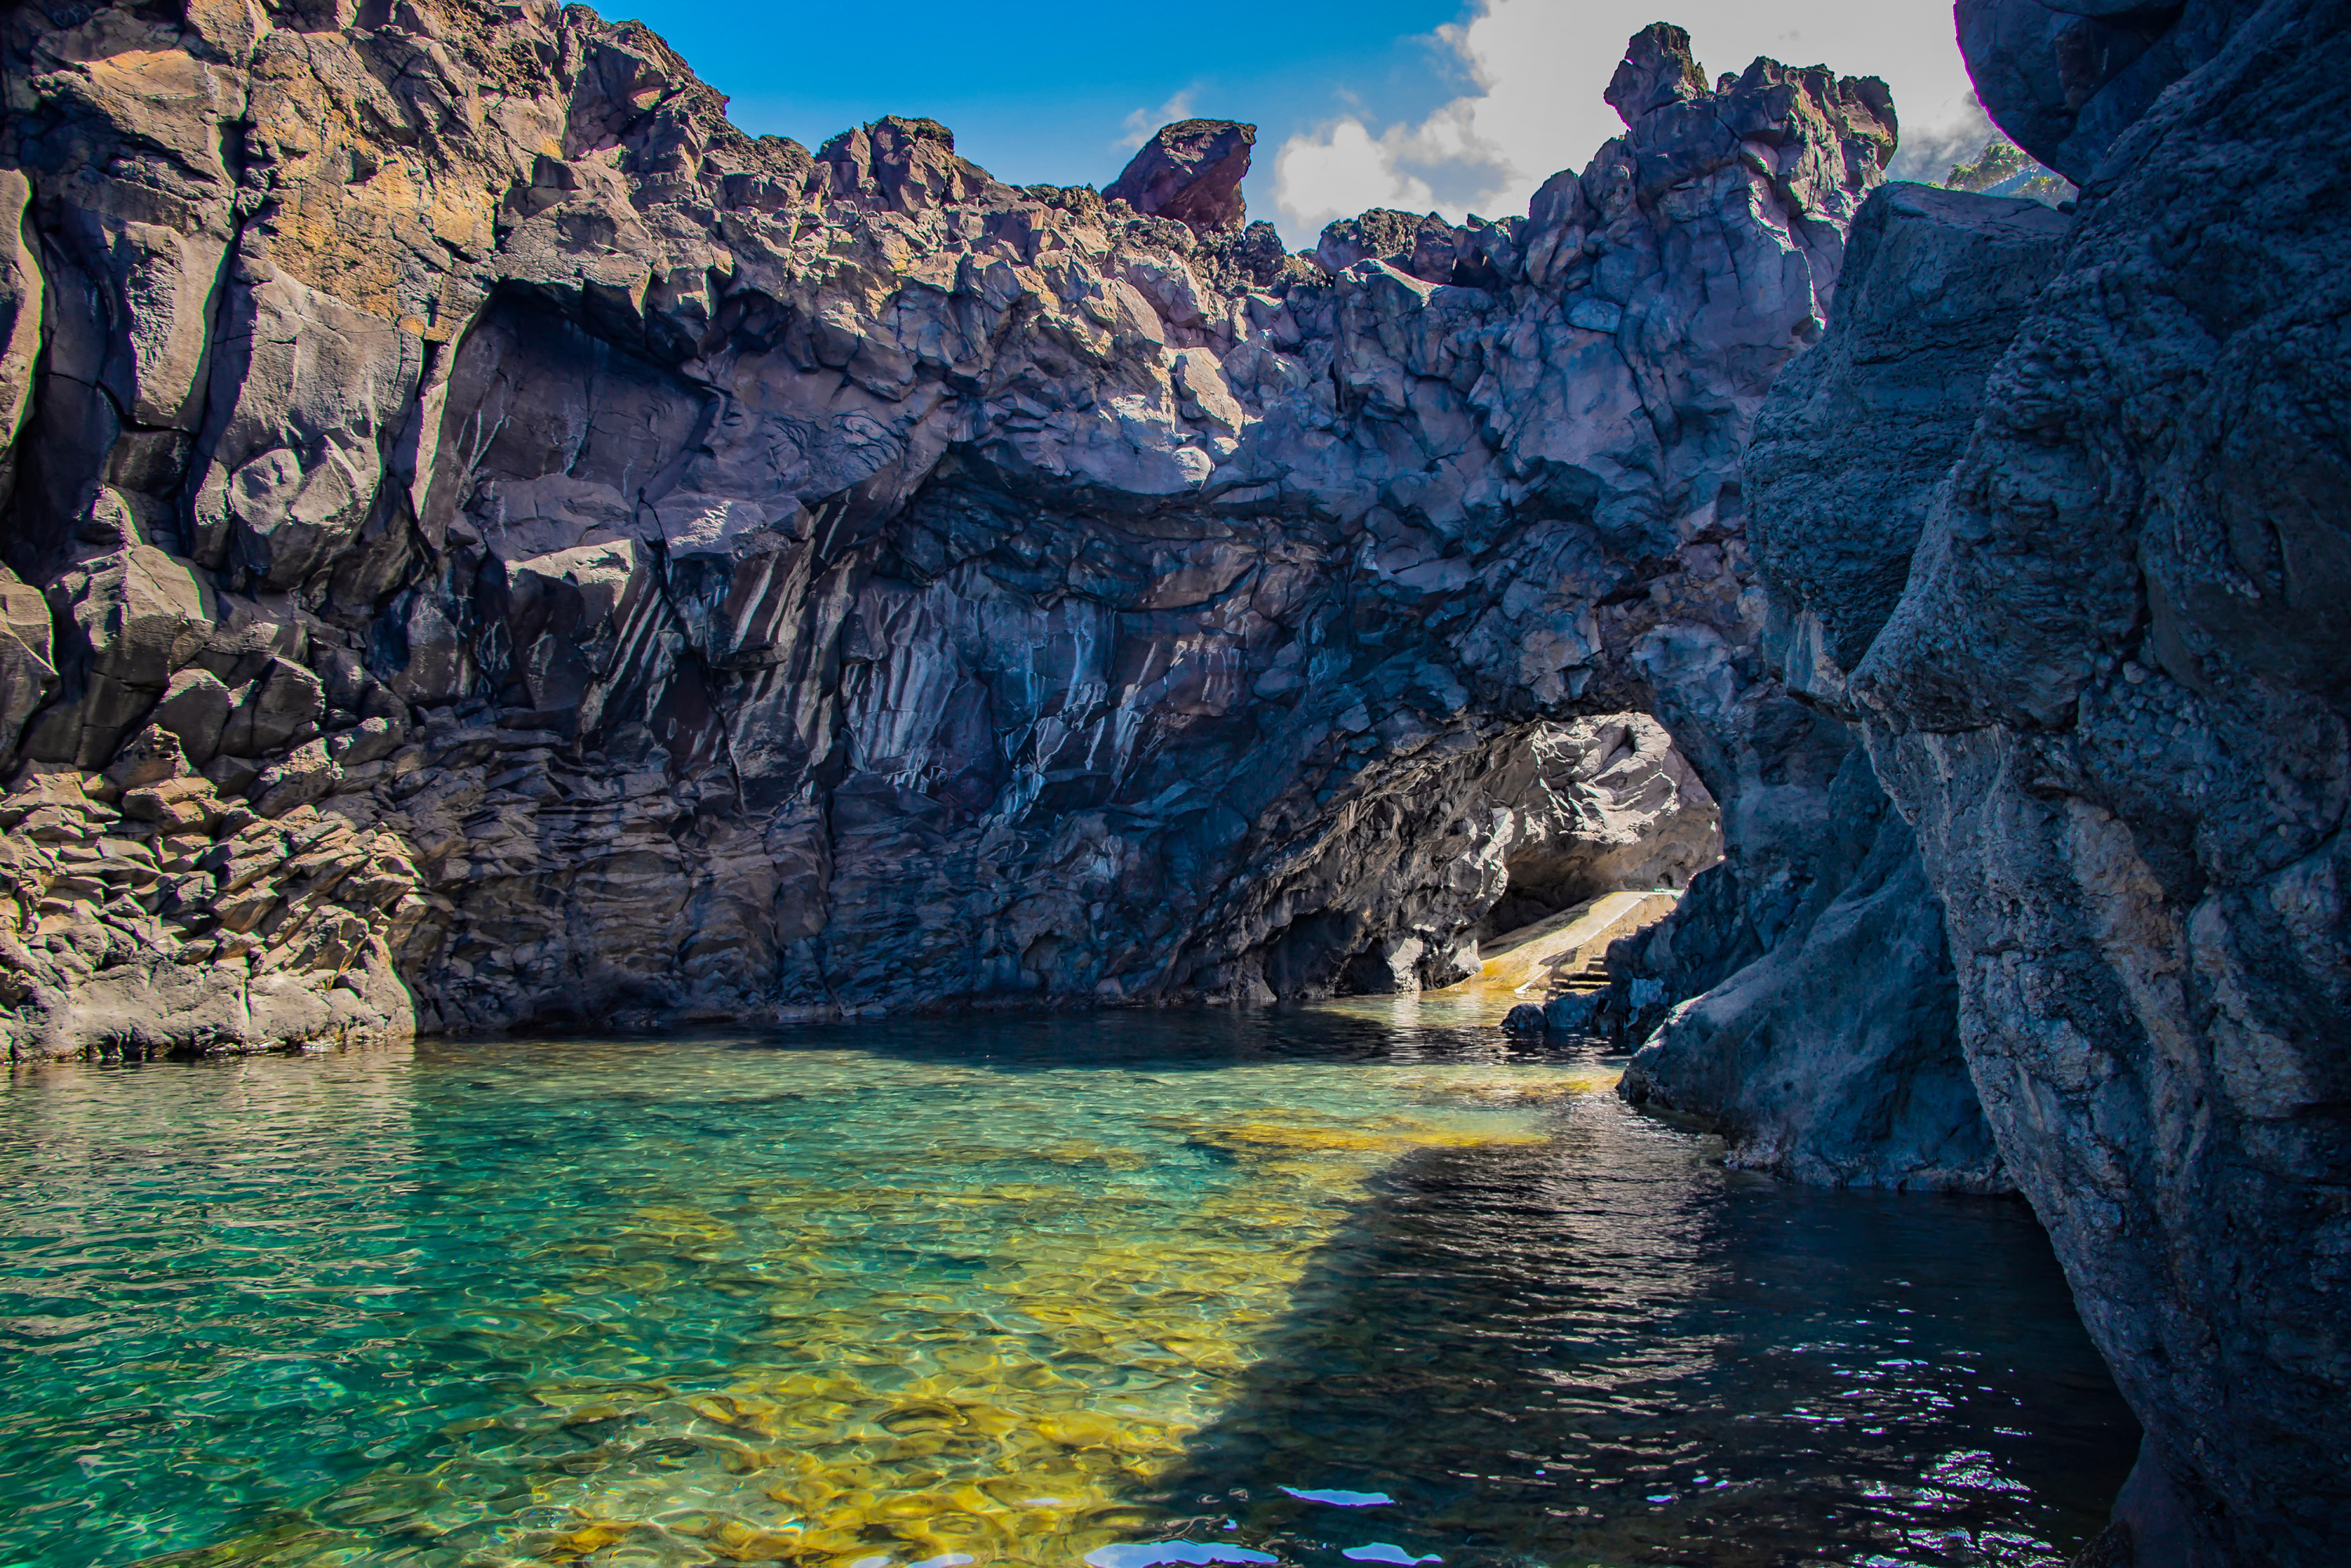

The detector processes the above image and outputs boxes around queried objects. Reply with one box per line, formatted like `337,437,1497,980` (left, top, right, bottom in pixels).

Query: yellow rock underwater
125,1048,1569,1567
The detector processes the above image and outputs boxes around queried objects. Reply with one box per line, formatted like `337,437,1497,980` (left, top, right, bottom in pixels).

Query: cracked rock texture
1736,0,2351,1559
1614,183,2074,1194
0,5,1893,1050
0,769,423,1054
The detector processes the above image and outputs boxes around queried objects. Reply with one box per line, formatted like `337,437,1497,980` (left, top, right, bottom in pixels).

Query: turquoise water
0,1002,2135,1567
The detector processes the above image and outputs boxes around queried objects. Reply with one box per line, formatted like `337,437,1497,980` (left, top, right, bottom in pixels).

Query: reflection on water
0,1003,2135,1568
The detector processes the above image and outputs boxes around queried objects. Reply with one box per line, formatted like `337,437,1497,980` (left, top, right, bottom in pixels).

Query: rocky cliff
9,0,2346,1555
1612,181,2072,1194
0,5,1894,1052
1702,0,2351,1559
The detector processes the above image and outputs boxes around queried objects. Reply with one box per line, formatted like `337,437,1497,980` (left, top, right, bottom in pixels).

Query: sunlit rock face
0,5,1893,1047
1741,2,2351,1559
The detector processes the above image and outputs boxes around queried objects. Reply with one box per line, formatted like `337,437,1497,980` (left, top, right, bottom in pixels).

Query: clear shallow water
0,1001,2135,1568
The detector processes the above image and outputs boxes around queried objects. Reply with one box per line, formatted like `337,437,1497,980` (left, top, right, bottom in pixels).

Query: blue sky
615,1,1986,250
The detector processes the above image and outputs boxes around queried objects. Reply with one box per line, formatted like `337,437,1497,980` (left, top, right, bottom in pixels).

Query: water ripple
0,1010,2134,1567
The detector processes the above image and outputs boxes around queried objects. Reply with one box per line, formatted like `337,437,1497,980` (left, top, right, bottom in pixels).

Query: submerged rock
1501,1003,1547,1036
1541,990,1599,1035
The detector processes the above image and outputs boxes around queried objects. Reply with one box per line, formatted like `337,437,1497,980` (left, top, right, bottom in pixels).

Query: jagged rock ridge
0,5,1895,1049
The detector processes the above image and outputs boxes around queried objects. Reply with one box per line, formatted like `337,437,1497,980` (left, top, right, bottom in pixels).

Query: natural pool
0,998,2135,1568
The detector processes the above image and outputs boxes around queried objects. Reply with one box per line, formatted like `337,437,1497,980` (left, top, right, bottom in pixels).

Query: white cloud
1120,91,1197,151
1884,90,1997,183
1271,0,1983,248
1273,120,1443,238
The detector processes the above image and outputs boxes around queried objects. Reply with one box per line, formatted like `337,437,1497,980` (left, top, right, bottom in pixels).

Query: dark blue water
0,1002,2135,1567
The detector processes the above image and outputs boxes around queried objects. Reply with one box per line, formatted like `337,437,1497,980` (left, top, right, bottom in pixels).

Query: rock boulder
1106,118,1256,234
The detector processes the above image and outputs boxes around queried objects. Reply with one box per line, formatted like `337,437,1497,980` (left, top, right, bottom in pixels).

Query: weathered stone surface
0,770,422,1058
251,736,339,817
21,545,215,767
1750,183,2074,683
101,722,187,790
122,773,219,832
0,6,1893,1048
150,666,234,767
220,655,324,758
0,563,53,752
1612,180,2074,1196
0,168,39,467
1314,208,1458,282
1955,0,2265,183
1607,21,1714,126
1618,749,2004,1193
1741,0,2351,1555
1104,119,1254,234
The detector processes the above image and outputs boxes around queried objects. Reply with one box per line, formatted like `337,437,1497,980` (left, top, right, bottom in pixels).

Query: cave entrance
1469,712,1720,946
1304,712,1722,1000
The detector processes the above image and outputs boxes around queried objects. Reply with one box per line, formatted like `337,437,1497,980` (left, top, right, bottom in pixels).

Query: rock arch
1,5,1890,1048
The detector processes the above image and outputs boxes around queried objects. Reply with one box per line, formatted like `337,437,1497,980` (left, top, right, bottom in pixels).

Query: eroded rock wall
0,7,1893,1051
0,770,422,1054
1746,0,2351,1557
1612,184,2075,1192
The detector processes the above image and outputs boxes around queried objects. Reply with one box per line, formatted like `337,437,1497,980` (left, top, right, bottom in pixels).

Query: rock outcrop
1104,119,1255,234
1614,748,2005,1191
0,770,422,1055
1730,0,2351,1559
1615,183,2073,1194
0,3,1896,1052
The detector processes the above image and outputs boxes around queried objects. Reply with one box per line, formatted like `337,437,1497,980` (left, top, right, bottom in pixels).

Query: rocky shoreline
2,0,2345,1560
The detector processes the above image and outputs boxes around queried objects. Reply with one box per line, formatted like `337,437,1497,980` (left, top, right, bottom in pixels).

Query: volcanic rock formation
1632,0,2351,1559
9,0,2345,1555
0,7,1894,1052
1103,119,1255,235
1614,180,2070,1195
